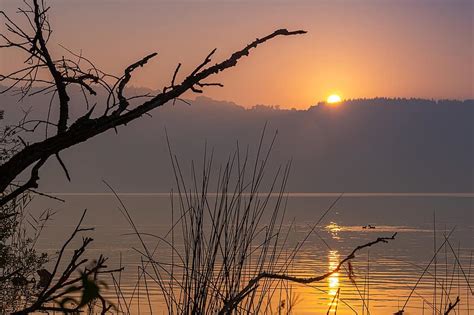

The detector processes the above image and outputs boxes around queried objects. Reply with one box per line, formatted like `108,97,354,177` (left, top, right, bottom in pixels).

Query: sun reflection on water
328,250,340,312
326,221,342,240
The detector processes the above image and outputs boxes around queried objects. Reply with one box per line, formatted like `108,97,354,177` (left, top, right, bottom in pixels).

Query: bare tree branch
0,157,47,206
55,153,71,181
115,52,158,113
31,0,70,134
0,8,306,204
219,233,397,314
12,209,121,314
444,296,460,315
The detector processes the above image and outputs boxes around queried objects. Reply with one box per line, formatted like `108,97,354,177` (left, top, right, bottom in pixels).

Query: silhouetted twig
12,209,122,314
444,296,460,314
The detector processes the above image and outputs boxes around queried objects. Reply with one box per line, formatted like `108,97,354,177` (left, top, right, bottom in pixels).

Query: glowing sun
327,94,342,104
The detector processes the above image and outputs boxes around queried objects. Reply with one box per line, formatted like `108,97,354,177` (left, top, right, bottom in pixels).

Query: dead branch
31,0,70,134
219,233,397,314
0,0,306,206
0,157,48,206
444,296,460,314
115,52,158,113
12,209,121,314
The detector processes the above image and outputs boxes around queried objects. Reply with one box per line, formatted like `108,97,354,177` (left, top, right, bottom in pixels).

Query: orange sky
1,0,472,108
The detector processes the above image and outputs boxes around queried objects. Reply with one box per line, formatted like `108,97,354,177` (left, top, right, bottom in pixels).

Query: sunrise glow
1,1,471,314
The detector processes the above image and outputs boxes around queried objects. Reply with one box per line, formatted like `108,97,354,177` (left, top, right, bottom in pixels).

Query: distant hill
1,89,473,193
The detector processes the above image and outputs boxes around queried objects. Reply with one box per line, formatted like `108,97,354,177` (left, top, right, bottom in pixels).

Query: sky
1,0,473,108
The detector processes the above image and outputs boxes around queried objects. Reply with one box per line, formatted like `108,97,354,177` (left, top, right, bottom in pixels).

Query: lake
30,193,473,314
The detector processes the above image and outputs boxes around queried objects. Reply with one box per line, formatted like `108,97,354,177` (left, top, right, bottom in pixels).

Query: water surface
31,193,473,314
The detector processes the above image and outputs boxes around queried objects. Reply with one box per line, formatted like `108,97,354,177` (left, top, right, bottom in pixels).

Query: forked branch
444,296,460,315
115,52,158,113
219,233,397,314
13,209,122,314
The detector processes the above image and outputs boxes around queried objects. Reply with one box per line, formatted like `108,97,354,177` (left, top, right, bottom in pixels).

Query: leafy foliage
0,191,49,312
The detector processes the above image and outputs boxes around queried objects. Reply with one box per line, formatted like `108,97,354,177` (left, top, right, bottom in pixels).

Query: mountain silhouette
1,88,472,193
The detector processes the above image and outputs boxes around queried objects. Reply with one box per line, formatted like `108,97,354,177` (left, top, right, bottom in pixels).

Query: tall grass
104,129,406,314
126,130,299,314
107,131,472,314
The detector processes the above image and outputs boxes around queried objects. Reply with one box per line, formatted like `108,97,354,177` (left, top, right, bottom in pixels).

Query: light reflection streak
326,221,342,240
328,250,340,312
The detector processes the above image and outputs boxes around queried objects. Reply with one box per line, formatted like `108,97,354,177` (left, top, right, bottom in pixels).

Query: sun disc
327,94,342,104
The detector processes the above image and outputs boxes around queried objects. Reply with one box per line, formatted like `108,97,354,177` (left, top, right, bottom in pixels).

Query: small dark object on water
362,224,376,229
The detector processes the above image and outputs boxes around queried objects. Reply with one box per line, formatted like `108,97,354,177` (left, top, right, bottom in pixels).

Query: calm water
31,194,473,314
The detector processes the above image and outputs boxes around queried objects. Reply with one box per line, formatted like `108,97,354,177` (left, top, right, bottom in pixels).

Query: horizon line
44,192,474,198
1,84,472,110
